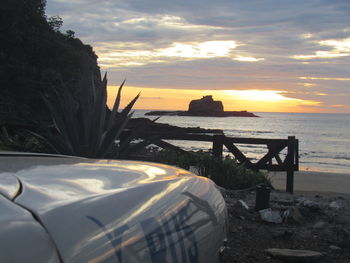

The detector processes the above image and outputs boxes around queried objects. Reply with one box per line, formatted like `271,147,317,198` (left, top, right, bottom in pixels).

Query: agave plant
34,72,139,158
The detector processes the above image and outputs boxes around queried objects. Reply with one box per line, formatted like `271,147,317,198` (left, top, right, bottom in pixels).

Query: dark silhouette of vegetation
0,0,99,125
31,73,139,158
0,0,155,158
0,127,48,153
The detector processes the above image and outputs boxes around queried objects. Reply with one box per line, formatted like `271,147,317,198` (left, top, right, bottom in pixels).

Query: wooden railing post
286,136,296,194
213,135,224,159
295,138,299,171
119,129,132,148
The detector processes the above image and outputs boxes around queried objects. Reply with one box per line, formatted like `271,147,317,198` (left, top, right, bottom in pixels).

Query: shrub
151,149,270,190
0,126,49,153
209,156,270,190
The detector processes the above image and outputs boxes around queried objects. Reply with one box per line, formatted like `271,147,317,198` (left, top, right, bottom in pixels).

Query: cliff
0,0,100,124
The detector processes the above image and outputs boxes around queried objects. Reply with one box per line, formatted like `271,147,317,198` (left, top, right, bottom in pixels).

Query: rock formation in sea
188,95,224,114
145,95,258,117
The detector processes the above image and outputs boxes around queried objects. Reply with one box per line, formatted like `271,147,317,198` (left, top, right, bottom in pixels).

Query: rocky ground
221,188,350,262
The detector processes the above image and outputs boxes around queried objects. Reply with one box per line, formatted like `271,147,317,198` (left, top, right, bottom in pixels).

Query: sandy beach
270,170,350,195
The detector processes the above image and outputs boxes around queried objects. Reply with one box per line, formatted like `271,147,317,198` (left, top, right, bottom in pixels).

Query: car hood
0,154,227,263
2,156,193,211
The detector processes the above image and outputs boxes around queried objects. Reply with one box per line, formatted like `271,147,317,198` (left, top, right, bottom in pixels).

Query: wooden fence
127,133,299,193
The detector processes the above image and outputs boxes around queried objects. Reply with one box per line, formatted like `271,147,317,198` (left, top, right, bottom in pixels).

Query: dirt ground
220,188,350,263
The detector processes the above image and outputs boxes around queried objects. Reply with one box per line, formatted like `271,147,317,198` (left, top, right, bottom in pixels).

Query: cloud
291,37,350,60
46,0,350,112
234,56,264,62
96,40,264,68
298,77,350,81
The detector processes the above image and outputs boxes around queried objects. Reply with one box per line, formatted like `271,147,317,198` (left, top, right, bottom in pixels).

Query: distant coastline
146,95,259,117
145,110,259,117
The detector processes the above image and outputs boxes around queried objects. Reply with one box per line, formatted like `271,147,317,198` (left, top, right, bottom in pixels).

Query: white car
0,152,227,263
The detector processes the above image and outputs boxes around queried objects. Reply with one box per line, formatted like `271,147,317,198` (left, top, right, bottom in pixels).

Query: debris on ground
259,208,283,224
221,189,350,263
264,248,323,262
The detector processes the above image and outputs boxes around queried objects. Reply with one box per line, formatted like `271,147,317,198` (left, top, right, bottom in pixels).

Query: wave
224,131,275,136
301,160,350,168
305,153,350,161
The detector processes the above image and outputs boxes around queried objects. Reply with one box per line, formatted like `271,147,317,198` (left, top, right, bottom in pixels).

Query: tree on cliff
0,0,100,124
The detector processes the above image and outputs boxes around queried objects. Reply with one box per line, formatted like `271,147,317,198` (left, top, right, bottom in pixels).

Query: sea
133,110,350,174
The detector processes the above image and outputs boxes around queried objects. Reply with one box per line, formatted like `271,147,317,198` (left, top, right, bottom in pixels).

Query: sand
269,170,350,195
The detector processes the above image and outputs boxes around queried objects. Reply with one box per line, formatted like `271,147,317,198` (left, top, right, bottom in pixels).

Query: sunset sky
46,0,350,113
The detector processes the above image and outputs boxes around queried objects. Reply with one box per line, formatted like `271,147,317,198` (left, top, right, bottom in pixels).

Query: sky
46,0,350,113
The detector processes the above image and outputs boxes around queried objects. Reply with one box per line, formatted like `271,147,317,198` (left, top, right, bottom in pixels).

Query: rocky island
145,95,258,117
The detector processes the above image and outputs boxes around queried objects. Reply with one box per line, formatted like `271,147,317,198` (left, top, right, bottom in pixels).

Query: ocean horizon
133,110,350,174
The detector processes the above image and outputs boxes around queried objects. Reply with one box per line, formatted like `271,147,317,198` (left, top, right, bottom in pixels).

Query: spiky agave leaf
107,78,125,130
77,75,93,150
97,83,139,157
41,90,78,154
33,71,139,158
98,111,134,157
93,74,108,155
120,92,140,117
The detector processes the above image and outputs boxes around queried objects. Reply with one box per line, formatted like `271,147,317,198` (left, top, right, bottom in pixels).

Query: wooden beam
223,141,252,166
153,140,189,154
286,136,296,194
212,135,224,159
225,137,288,145
274,154,283,165
295,138,299,171
156,133,214,142
255,144,286,168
